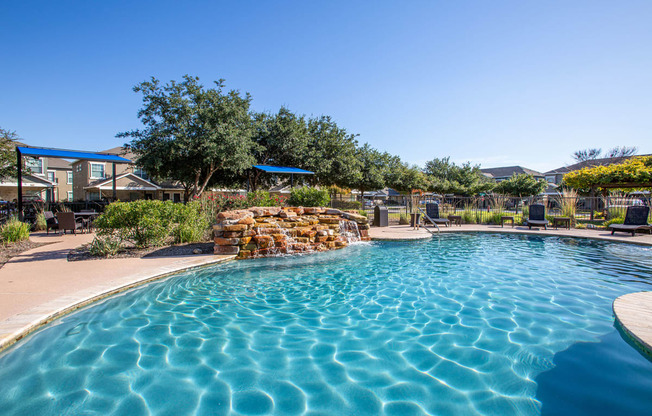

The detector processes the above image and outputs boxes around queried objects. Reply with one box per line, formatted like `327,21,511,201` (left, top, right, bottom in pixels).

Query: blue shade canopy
17,146,131,163
253,165,314,175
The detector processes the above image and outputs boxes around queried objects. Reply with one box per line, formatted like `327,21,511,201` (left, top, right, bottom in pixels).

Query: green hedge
94,200,209,248
288,187,330,207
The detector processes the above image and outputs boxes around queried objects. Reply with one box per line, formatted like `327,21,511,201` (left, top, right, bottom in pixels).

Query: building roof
543,155,650,175
46,158,72,169
85,173,160,190
480,166,544,179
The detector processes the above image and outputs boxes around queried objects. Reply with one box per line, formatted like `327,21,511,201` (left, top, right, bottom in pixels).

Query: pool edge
0,255,236,353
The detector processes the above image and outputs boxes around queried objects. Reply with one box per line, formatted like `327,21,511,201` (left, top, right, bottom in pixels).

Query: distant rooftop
480,166,544,179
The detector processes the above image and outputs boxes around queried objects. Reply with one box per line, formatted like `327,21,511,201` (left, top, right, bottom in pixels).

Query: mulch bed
0,240,52,269
68,242,214,262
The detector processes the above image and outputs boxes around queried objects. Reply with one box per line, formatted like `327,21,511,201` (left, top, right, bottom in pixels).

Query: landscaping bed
68,241,214,262
0,240,51,269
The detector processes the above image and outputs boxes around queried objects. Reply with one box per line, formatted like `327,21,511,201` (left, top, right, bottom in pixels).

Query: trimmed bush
332,200,361,210
1,218,30,243
94,200,176,247
288,187,330,207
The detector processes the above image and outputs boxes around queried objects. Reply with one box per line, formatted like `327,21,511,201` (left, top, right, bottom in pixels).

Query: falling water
338,219,362,243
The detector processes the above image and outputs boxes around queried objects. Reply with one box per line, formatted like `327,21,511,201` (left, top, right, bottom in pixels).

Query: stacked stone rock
213,207,371,259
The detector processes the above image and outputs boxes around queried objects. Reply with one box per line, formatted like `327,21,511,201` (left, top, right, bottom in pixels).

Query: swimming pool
1,234,651,415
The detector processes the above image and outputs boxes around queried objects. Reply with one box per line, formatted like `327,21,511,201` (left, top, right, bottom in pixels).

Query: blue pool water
1,234,652,415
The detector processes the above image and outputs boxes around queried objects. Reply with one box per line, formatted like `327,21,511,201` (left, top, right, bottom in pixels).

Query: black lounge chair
424,203,450,227
527,204,549,230
609,206,651,236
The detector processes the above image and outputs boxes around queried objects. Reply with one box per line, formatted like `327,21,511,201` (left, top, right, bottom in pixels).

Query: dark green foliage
288,187,330,207
94,200,209,247
0,128,18,179
424,157,494,196
119,75,255,199
493,174,548,197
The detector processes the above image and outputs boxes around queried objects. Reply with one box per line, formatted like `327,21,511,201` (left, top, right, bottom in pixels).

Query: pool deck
1,225,651,355
0,232,234,351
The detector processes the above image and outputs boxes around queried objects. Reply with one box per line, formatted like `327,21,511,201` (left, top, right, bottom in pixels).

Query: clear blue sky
2,0,651,173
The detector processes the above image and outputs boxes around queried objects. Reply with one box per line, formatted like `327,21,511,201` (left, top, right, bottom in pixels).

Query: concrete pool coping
0,232,235,352
1,225,650,355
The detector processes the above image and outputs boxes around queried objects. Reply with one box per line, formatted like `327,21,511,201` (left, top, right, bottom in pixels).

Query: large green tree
346,144,390,201
119,75,255,199
303,115,362,188
247,107,309,191
424,157,493,196
493,173,548,197
0,128,19,179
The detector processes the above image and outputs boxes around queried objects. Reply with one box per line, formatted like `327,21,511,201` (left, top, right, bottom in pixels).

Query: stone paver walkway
0,232,234,351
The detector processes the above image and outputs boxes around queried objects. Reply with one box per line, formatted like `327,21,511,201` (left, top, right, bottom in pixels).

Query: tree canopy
563,156,652,191
119,75,255,198
423,157,493,196
493,173,548,197
0,128,18,179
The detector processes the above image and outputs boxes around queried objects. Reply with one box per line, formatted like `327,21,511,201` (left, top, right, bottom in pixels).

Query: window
67,191,73,202
545,175,556,184
26,158,43,175
47,171,56,183
134,167,149,180
67,171,73,184
88,192,100,201
75,164,82,172
90,163,105,179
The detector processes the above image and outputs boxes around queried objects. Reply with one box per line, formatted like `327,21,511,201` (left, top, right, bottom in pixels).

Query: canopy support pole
291,174,294,188
112,163,117,201
17,149,23,221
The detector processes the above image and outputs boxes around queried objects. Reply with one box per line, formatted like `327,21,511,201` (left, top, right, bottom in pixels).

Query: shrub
486,212,504,225
604,216,624,228
88,235,123,257
1,218,30,243
332,200,362,210
172,201,209,244
34,212,47,231
357,210,368,217
94,200,175,248
399,214,410,225
288,187,330,207
461,210,477,224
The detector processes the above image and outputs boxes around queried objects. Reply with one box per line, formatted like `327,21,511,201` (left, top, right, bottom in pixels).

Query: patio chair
609,206,651,236
527,204,549,230
424,203,450,227
44,211,59,234
56,212,84,235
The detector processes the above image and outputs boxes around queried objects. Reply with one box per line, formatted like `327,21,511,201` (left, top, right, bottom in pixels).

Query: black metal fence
0,201,110,225
350,195,651,226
